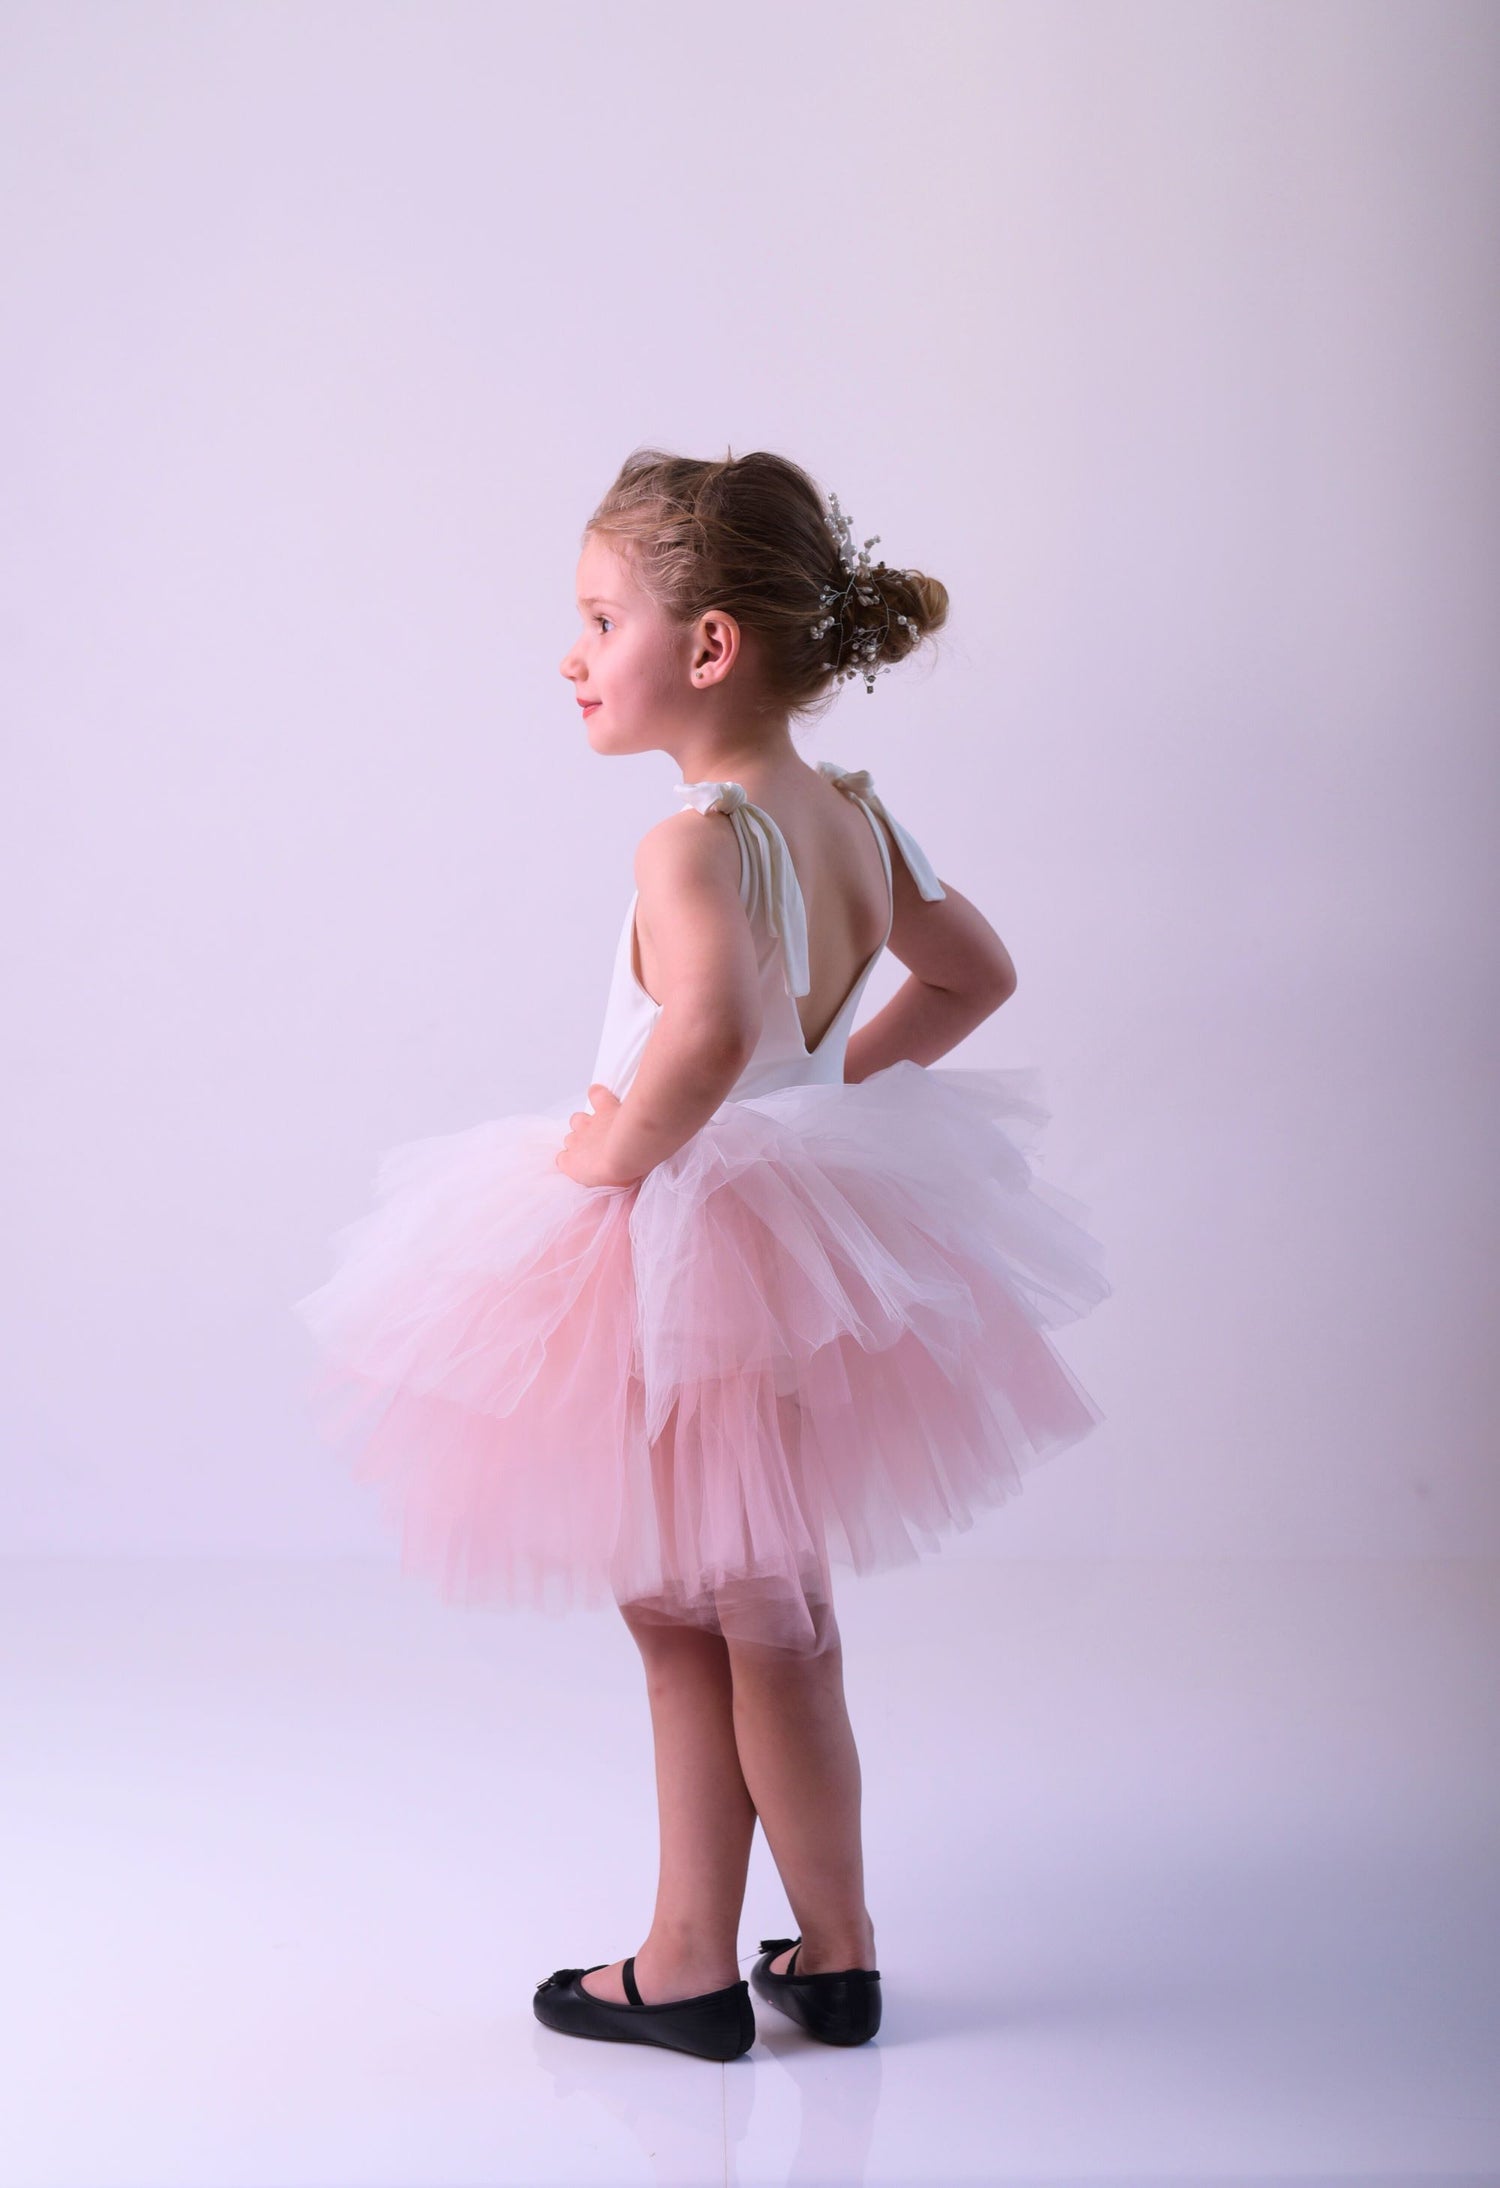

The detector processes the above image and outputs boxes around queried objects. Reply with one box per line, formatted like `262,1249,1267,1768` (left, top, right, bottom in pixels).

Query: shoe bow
535,1966,585,1991
758,1936,798,1956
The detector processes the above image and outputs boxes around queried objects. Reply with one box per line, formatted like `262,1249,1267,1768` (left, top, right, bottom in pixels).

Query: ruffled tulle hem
294,1061,1111,1653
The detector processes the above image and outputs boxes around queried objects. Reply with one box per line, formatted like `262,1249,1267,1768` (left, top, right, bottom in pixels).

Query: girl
294,447,1110,2063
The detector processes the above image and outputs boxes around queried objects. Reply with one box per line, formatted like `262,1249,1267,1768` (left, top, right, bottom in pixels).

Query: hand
555,1083,642,1188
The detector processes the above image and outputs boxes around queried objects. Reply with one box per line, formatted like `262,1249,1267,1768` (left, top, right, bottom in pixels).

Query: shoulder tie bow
815,759,946,902
674,777,811,996
674,780,746,817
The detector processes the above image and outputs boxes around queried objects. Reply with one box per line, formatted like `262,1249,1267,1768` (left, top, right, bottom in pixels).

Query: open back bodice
589,760,947,1102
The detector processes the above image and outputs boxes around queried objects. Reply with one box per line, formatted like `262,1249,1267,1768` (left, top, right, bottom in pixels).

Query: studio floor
2,1553,1495,2188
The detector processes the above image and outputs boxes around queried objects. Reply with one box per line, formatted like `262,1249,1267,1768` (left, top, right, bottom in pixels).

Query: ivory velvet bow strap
814,760,947,903
674,777,812,996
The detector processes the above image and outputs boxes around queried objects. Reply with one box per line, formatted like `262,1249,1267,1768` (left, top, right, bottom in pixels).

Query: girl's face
560,534,697,757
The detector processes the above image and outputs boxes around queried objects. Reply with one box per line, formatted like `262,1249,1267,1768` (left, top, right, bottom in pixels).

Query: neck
670,727,809,789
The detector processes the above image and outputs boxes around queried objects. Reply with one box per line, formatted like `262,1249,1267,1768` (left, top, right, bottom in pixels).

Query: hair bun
813,495,948,691
585,447,948,723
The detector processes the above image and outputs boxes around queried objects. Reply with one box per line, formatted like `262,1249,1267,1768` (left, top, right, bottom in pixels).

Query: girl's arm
843,842,1016,1081
600,814,762,1181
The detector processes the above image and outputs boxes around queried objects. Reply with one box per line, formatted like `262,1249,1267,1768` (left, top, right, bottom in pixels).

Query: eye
594,614,614,633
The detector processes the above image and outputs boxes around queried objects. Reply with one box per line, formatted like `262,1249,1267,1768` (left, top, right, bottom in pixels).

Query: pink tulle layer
293,1061,1111,1653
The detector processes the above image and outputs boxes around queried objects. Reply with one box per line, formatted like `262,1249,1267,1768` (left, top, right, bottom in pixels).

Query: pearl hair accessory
810,491,919,694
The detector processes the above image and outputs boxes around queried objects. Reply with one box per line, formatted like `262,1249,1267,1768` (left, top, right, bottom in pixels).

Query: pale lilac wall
4,1,1494,1560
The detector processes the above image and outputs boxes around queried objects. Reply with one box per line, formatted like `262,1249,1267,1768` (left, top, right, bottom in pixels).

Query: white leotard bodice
589,759,947,1103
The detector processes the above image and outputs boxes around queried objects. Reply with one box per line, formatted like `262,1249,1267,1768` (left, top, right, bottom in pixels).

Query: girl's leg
577,1605,759,2006
725,1602,878,1975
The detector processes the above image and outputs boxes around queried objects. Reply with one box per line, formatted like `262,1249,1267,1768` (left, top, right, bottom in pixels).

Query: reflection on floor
2,1554,1495,2188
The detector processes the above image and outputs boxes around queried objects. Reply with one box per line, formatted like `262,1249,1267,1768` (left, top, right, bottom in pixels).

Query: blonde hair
584,445,949,721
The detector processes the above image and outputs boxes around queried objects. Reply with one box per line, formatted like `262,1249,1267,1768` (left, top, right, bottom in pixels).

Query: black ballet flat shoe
750,1935,882,2046
533,1955,756,2062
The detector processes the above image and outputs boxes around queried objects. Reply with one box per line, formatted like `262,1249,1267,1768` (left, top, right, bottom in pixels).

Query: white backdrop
4,0,1494,1566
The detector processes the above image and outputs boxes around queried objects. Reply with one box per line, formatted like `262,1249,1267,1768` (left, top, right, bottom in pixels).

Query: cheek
613,637,679,702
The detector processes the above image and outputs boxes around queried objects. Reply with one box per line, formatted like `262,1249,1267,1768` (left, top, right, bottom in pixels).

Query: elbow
711,1026,761,1080
980,958,1017,1009
973,976,1015,1028
669,1001,762,1079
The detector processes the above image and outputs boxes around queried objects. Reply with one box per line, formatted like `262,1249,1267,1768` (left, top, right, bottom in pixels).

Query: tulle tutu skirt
293,1060,1111,1654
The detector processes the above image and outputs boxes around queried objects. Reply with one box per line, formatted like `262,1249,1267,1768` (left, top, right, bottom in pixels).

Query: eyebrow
578,595,623,609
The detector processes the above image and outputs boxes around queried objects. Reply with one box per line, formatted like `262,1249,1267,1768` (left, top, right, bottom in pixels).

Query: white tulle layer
293,1061,1111,1653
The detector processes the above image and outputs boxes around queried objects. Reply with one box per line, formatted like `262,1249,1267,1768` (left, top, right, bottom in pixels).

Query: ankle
637,1933,740,1987
791,1917,877,1972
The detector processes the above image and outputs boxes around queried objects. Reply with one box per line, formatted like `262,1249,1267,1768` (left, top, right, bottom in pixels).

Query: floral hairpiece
810,491,918,694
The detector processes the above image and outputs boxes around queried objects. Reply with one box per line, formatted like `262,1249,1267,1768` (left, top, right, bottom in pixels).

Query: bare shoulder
632,805,743,896
628,804,760,1034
